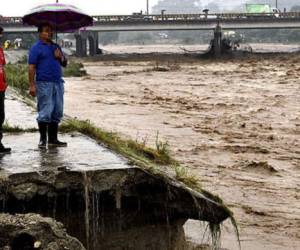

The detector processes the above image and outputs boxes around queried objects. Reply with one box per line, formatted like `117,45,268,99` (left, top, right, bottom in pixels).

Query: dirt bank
64,53,300,250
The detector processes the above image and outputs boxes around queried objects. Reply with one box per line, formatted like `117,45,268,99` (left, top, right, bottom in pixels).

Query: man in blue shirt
28,23,68,148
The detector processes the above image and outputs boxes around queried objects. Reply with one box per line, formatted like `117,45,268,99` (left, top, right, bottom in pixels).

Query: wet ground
64,51,300,250
0,133,131,174
1,92,131,174
5,92,36,128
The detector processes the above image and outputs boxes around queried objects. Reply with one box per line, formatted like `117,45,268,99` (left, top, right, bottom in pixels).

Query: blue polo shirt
28,40,63,82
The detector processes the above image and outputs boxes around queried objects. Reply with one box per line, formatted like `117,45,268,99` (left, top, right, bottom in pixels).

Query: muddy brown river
64,52,300,250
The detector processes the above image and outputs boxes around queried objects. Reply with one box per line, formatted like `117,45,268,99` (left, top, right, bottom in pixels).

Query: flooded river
64,48,300,250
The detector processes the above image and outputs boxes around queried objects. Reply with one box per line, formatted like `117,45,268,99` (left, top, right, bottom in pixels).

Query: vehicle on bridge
246,4,280,17
125,12,153,21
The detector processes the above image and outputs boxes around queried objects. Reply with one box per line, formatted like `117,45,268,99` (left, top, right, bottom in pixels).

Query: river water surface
63,45,300,250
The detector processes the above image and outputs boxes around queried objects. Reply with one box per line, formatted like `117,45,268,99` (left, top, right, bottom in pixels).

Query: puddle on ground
0,133,131,174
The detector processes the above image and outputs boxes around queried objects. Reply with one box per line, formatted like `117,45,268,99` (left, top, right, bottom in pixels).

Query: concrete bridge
1,12,300,56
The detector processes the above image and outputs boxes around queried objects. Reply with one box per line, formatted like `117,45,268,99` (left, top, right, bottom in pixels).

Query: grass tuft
63,62,87,77
60,119,175,166
5,64,31,97
2,122,37,133
174,165,201,191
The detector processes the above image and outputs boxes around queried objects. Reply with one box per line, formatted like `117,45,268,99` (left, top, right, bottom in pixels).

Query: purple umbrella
22,3,93,32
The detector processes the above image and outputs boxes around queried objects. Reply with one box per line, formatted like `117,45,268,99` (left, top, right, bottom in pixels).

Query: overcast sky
1,0,163,16
1,0,223,16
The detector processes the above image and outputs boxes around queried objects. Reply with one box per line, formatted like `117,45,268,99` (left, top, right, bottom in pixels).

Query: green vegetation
60,119,175,166
174,164,200,189
2,122,37,133
63,61,87,77
5,64,30,97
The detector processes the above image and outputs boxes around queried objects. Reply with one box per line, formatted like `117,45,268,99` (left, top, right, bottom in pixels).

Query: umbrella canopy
23,3,93,32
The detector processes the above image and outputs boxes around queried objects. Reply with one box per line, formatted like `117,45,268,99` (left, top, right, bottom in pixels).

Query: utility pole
146,0,149,15
161,9,165,20
275,0,278,9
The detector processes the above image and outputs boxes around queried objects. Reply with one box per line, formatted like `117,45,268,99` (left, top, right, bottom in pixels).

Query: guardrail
1,12,300,25
91,12,300,22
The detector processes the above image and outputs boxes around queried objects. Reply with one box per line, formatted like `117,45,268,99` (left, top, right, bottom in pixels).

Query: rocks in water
244,160,278,174
0,213,86,250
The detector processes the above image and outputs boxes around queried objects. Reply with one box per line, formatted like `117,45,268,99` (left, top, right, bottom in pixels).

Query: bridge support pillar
213,24,222,57
75,34,87,57
75,31,99,57
87,32,99,56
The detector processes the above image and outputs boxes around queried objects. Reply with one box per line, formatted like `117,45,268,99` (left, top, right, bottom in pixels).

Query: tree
204,3,220,13
290,5,300,12
152,0,203,14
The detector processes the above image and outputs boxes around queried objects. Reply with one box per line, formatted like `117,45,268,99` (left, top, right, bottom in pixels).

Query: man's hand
28,64,36,97
54,48,63,60
29,84,36,97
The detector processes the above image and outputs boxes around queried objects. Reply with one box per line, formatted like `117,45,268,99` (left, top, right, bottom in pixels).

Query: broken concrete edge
0,167,240,248
0,213,86,250
50,119,236,218
0,168,228,223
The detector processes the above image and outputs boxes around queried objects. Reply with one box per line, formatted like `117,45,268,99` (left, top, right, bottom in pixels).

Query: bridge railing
91,12,300,23
1,12,300,26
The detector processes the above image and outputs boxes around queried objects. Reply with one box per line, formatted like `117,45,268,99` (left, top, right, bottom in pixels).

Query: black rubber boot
38,122,48,148
48,122,67,147
0,144,11,154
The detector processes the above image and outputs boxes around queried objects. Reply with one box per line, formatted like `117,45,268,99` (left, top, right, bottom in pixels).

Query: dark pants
0,92,5,145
